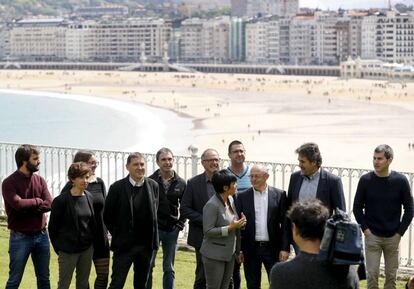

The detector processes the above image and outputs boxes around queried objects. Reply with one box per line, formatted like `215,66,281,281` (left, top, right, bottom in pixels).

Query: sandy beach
1,69,414,172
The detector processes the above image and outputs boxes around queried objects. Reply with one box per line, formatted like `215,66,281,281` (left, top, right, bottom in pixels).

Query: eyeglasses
87,161,99,166
249,174,266,179
202,158,220,163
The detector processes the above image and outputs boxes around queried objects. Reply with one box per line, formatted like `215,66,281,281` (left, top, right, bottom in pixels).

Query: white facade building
10,19,67,60
201,17,231,62
361,15,377,59
289,15,316,64
245,20,279,63
180,18,204,61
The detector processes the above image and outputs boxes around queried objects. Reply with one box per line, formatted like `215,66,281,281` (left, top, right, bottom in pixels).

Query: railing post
188,145,199,178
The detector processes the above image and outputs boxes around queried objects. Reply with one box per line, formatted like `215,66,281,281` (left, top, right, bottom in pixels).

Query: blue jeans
147,228,179,289
6,230,51,289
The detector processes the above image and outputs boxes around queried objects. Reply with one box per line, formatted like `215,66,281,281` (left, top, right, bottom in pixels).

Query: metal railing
1,142,414,267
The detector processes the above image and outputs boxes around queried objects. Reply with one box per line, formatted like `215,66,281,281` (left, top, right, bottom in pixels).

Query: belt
11,229,46,236
255,241,270,247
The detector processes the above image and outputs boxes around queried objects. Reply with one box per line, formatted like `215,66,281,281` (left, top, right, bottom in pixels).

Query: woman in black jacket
72,151,109,289
49,162,96,289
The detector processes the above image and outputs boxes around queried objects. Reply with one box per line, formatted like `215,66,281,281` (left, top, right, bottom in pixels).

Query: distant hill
0,0,147,19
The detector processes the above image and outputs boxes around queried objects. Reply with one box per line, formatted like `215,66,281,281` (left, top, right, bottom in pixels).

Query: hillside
0,0,146,19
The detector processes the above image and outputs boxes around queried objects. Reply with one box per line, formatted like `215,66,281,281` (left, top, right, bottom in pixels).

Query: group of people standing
1,141,413,289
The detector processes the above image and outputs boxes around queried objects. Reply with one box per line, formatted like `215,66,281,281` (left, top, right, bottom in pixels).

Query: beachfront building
67,18,171,62
180,18,203,62
9,18,67,61
66,21,96,61
289,15,316,65
245,18,279,63
229,17,247,62
314,11,340,65
0,24,10,60
278,18,291,64
201,17,231,63
361,15,377,59
340,57,414,80
374,10,414,64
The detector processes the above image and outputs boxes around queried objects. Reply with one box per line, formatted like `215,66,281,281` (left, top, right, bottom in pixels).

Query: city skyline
300,0,412,9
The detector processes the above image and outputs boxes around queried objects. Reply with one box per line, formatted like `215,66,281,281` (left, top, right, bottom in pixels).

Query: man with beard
2,144,52,289
181,148,220,289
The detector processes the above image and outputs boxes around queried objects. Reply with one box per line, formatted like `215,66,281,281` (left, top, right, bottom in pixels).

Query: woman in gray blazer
200,169,247,289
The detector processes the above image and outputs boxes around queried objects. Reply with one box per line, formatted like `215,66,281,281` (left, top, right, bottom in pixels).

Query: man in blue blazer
236,164,289,289
180,148,220,289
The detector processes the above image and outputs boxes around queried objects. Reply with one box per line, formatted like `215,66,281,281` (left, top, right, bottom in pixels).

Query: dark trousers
228,261,241,289
243,244,277,289
194,249,206,289
108,245,153,289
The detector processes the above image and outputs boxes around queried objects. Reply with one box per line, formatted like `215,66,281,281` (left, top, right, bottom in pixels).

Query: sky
300,0,413,10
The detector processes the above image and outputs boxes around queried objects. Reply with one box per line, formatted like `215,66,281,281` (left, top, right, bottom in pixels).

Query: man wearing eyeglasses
180,148,220,289
235,164,289,289
227,140,251,289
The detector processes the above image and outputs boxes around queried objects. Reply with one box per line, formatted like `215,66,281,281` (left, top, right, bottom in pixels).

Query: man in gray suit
180,148,220,289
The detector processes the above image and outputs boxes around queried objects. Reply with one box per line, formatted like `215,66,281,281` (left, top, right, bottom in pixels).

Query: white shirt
129,176,144,187
253,185,269,241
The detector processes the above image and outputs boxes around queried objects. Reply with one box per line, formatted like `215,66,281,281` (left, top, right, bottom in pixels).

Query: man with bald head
181,149,220,289
235,165,289,289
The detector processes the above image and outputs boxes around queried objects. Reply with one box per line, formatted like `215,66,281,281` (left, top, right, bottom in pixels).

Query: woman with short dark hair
49,162,97,289
71,151,109,289
200,169,247,289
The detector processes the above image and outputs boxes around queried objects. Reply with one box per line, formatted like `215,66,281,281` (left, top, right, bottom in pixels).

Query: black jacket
236,186,289,254
149,170,186,231
103,176,159,251
48,188,97,254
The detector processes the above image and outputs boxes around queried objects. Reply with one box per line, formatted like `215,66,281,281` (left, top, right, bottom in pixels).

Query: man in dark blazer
236,164,289,289
287,143,346,251
180,148,220,289
287,142,346,214
104,152,160,289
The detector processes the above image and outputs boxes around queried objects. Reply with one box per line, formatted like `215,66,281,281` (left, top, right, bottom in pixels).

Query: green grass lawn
0,226,408,288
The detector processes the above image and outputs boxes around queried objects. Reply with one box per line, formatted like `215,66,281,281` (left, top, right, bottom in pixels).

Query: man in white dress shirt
235,165,289,289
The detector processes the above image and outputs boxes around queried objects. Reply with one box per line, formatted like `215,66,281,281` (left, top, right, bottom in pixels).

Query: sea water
0,89,194,154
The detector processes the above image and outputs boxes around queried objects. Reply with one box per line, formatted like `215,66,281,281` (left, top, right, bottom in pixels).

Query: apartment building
10,18,67,61
289,15,316,64
180,18,203,61
375,10,414,63
246,19,279,63
201,17,231,62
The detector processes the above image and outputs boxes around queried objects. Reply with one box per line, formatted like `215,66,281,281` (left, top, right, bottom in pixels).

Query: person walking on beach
2,144,52,289
226,140,251,289
147,148,187,289
49,162,97,289
353,144,413,289
61,151,110,289
180,148,220,289
104,152,160,289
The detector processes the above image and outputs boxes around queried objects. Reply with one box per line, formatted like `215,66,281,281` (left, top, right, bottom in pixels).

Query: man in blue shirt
227,140,251,289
